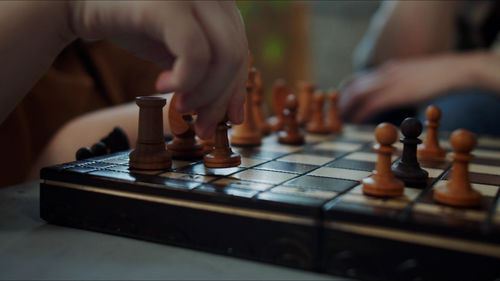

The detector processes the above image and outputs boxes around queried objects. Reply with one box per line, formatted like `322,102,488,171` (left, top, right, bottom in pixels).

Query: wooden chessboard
40,125,500,280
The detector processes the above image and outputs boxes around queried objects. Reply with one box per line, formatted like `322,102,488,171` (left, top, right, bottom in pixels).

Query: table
0,181,343,280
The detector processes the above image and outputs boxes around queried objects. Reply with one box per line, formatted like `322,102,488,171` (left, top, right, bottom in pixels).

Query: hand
69,1,248,139
339,54,474,123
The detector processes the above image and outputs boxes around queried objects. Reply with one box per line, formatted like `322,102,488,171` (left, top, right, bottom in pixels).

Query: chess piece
268,79,289,132
91,141,108,156
306,91,330,134
252,69,271,136
327,89,343,133
76,147,93,160
204,120,241,168
392,117,429,187
362,123,404,197
434,129,481,207
129,96,171,170
278,94,304,145
230,68,262,146
101,127,130,153
167,115,204,160
418,105,446,159
167,94,203,159
297,81,315,126
199,136,215,154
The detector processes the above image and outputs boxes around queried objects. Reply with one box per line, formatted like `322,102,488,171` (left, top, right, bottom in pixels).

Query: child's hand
70,1,248,139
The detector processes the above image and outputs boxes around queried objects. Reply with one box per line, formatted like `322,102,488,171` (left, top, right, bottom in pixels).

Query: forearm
27,93,173,180
467,51,500,94
0,1,74,123
355,1,458,69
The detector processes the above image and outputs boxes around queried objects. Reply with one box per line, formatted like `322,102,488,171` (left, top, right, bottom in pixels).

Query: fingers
174,2,247,112
339,69,392,122
194,61,246,139
154,6,211,95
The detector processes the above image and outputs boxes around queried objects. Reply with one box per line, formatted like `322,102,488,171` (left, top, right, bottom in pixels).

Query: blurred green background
237,1,380,96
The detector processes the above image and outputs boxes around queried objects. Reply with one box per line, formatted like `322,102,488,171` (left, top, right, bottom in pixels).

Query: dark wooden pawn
392,117,428,187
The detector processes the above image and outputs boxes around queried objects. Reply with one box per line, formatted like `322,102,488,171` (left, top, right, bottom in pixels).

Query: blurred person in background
339,1,500,136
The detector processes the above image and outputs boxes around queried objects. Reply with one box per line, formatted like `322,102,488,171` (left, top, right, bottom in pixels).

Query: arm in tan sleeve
354,1,459,69
26,93,173,180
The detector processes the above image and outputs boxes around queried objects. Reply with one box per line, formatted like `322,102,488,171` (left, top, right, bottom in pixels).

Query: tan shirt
0,40,162,187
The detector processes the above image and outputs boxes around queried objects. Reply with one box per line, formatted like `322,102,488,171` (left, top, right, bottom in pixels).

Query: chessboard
40,125,500,280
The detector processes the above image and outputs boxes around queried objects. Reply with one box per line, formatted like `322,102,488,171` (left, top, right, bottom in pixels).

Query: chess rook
278,94,304,145
418,105,446,159
392,117,429,187
230,68,262,146
362,123,405,197
434,129,481,207
204,121,241,168
129,96,171,170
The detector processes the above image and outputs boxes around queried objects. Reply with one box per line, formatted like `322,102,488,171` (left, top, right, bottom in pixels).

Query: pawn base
278,131,304,145
418,145,446,159
362,176,405,197
433,184,481,207
392,161,429,188
230,134,262,147
329,122,343,134
204,152,241,168
167,138,204,160
306,124,330,134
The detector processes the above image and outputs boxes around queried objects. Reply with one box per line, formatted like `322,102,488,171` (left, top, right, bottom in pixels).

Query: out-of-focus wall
238,1,380,99
310,1,380,90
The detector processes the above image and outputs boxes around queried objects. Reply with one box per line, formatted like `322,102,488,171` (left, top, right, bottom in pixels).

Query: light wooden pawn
418,105,446,159
362,123,405,197
434,129,481,207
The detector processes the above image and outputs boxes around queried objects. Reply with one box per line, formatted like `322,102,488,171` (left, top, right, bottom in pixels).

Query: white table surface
0,181,346,280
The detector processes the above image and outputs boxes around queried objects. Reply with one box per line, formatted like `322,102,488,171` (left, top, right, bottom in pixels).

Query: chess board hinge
43,180,318,227
324,221,500,259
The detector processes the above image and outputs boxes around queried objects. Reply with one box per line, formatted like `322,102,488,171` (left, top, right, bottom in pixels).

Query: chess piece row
266,80,343,136
127,55,344,170
76,127,129,161
362,106,481,208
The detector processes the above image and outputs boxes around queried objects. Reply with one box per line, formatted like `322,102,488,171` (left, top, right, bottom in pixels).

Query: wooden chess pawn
268,79,290,132
392,117,429,188
278,94,304,145
297,81,315,126
230,69,262,146
167,93,203,159
129,96,171,170
306,91,330,134
252,69,271,136
198,136,215,154
167,115,204,160
434,129,481,207
362,123,405,197
327,89,343,133
204,120,241,168
418,105,446,159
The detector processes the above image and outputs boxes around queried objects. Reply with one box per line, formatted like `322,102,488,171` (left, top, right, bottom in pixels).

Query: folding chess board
40,125,500,280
